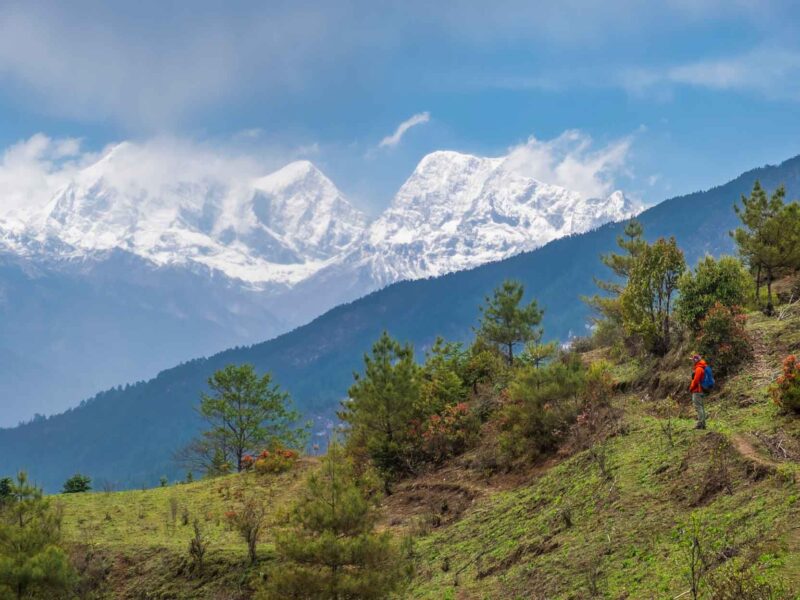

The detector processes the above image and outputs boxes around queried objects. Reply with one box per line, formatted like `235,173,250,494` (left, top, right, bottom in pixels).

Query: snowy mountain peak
0,142,638,297
342,148,640,286
2,145,367,285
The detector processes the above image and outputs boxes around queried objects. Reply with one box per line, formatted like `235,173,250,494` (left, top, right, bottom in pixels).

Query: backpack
701,365,715,392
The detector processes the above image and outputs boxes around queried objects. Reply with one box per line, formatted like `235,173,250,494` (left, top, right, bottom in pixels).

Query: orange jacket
690,360,707,393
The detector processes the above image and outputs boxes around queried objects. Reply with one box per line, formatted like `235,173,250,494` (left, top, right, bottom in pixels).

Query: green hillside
5,155,800,492
48,309,800,599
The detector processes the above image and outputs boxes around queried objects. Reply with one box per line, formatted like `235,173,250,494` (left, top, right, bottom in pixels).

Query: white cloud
0,134,94,217
503,130,633,199
378,112,431,149
621,47,800,101
0,1,794,129
0,134,294,220
0,3,344,129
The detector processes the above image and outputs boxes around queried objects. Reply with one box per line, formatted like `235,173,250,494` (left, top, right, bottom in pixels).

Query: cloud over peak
504,130,633,200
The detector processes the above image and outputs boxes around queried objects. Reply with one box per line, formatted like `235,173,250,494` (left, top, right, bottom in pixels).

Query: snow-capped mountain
0,145,367,287
349,150,637,284
0,142,638,426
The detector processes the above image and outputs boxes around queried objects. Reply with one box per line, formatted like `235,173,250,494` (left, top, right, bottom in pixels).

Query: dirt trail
730,432,779,477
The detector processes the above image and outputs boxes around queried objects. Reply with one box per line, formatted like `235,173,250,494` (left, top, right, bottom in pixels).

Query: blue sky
2,0,800,215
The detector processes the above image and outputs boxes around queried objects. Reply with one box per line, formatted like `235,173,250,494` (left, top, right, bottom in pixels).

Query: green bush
696,303,752,377
62,473,92,494
677,256,751,331
497,355,586,463
260,443,407,599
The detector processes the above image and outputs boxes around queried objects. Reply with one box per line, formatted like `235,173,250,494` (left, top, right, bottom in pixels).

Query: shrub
0,473,75,597
62,473,92,494
707,562,791,599
584,361,615,407
463,338,508,392
771,355,800,414
677,256,751,331
259,443,407,599
225,495,267,564
0,477,13,504
418,402,479,463
187,520,208,575
696,303,752,377
254,447,299,475
497,355,586,463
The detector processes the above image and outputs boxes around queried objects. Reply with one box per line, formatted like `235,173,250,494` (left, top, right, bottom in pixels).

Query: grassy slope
410,312,800,599
57,313,800,599
58,461,315,598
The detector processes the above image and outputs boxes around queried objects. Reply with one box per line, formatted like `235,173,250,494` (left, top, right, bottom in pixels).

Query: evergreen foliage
339,332,422,479
0,480,10,506
193,364,307,473
732,181,800,314
476,280,543,365
498,354,586,462
519,340,559,369
0,472,74,599
676,256,751,331
585,219,647,325
620,237,686,355
418,338,468,415
61,473,92,494
260,442,406,600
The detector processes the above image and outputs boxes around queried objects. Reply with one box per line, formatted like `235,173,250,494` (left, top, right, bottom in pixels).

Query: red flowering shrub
254,446,299,474
696,303,752,377
420,402,479,463
240,454,256,470
771,355,800,414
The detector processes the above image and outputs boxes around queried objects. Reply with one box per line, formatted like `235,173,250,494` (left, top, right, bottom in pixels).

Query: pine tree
339,332,421,478
0,479,11,507
584,219,647,324
195,364,307,472
732,181,800,314
476,280,543,365
259,443,406,600
418,337,468,415
0,472,74,599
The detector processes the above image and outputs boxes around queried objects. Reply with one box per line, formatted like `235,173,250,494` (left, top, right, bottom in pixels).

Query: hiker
689,354,714,429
